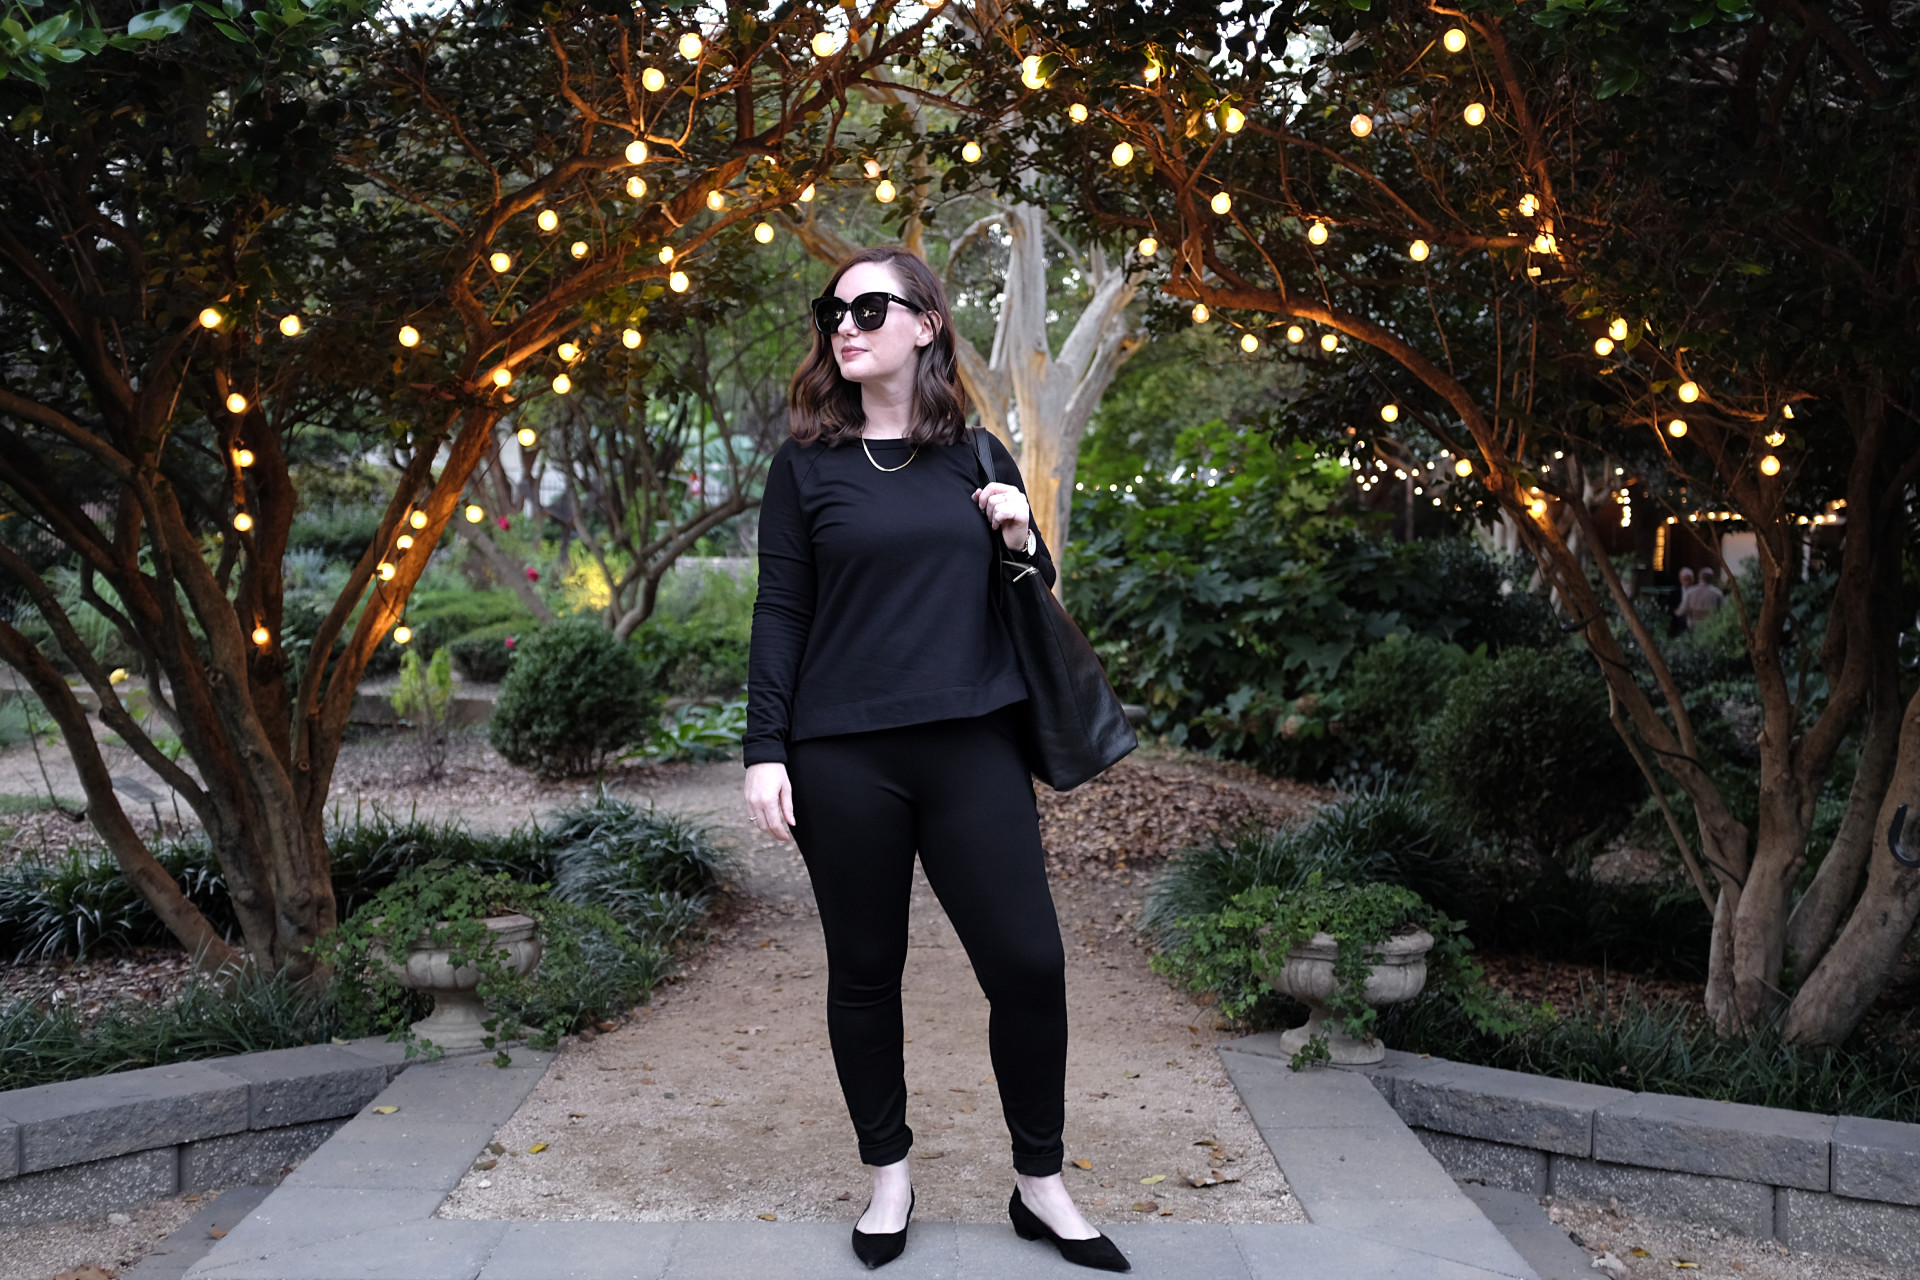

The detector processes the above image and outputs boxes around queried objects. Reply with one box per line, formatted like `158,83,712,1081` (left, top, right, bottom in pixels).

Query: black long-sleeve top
743,431,1055,767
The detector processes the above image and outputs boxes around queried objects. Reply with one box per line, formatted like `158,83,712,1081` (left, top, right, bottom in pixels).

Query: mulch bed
0,945,203,1022
1476,951,1707,1016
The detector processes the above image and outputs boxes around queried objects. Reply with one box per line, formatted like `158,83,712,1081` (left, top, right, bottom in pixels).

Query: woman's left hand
972,482,1031,551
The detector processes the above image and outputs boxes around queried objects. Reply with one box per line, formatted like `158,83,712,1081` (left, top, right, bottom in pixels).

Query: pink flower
497,516,511,530
525,567,540,581
504,636,517,649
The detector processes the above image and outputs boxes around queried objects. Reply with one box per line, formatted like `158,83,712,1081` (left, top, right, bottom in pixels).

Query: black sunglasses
811,291,925,334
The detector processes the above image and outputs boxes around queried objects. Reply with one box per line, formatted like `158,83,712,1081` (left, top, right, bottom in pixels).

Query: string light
1678,380,1700,403
377,562,395,580
537,209,559,232
875,180,897,203
1443,27,1468,52
397,534,414,550
1463,102,1487,126
1764,429,1786,447
1143,59,1160,83
233,512,253,532
398,325,421,348
1380,404,1400,423
491,367,513,388
1020,55,1046,90
252,625,271,647
811,31,837,57
394,625,413,645
962,141,982,163
1517,194,1540,217
1454,458,1474,477
1307,221,1329,245
408,510,429,530
517,426,537,446
1667,418,1689,438
278,315,302,337
677,32,702,60
1319,333,1339,352
198,307,222,329
1192,303,1210,323
1223,106,1246,133
1112,141,1134,167
623,328,644,348
1137,236,1158,257
1286,325,1304,343
627,176,648,199
1608,318,1629,342
659,246,675,264
489,252,512,273
1529,498,1547,518
552,373,572,395
1594,337,1614,356
800,183,816,202
670,270,690,292
1781,404,1795,419
642,67,665,91
234,448,255,468
1069,103,1088,123
571,240,590,258
1409,239,1430,261
465,504,484,522
556,341,579,362
1532,233,1558,255
1349,113,1373,137
706,191,726,211
1760,454,1781,476
754,222,775,243
1210,191,1232,215
1240,333,1260,353
626,139,649,164
225,392,248,413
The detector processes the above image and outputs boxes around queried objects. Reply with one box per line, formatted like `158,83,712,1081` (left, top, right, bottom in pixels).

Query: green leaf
211,19,247,39
126,5,192,38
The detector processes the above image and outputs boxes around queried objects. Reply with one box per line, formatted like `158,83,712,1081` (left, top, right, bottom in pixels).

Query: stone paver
1591,1092,1834,1191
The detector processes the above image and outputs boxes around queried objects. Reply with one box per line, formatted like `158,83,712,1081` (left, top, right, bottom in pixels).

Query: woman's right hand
744,762,797,842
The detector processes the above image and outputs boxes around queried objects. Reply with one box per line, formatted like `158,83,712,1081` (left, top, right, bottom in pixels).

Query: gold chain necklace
861,436,920,472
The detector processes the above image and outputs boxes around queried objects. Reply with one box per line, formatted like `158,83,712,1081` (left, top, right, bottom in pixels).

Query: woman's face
829,262,936,385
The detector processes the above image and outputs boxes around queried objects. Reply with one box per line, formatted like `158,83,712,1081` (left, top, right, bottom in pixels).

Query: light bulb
198,307,222,329
408,509,428,529
1021,55,1045,90
1765,429,1786,447
875,180,897,203
489,252,512,273
1678,380,1700,403
1210,191,1232,215
1286,325,1304,344
678,32,702,60
465,504,484,523
1454,458,1473,477
1760,454,1781,476
278,314,302,337
1240,333,1259,353
642,67,665,91
811,31,837,57
377,562,395,581
397,534,414,550
398,325,421,347
394,625,413,645
1307,221,1329,244
962,141,982,163
1137,236,1158,257
552,373,572,395
537,209,558,232
1667,419,1688,438
1320,333,1339,352
670,270,690,292
491,367,513,388
1223,106,1246,133
1594,337,1614,356
1529,499,1547,518
706,190,726,211
1409,239,1430,261
557,342,580,362
225,392,248,413
234,448,255,468
233,511,253,532
1069,103,1088,123
252,625,270,647
626,176,648,199
1781,404,1795,419
1609,317,1629,342
1349,113,1373,138
622,328,643,349
658,245,675,264
1191,303,1210,323
1112,141,1134,167
1463,102,1487,126
1518,194,1541,217
571,240,590,258
800,183,816,202
517,426,537,446
1143,61,1159,83
863,159,883,180
626,139,649,164
1380,404,1400,423
1532,233,1557,255
1443,27,1468,52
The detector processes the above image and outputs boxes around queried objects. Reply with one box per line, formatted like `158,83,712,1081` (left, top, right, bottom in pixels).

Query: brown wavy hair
787,246,970,447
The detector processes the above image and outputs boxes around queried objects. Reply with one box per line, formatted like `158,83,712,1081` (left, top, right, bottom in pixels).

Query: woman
742,246,1129,1274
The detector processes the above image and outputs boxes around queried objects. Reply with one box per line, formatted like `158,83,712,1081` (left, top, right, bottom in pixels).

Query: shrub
490,618,651,778
1339,635,1484,776
287,503,384,564
1418,647,1642,859
448,621,521,682
366,587,533,676
630,564,754,700
391,648,454,779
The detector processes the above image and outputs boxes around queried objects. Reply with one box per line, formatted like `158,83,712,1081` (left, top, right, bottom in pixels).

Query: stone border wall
0,1037,419,1228
1357,1050,1920,1268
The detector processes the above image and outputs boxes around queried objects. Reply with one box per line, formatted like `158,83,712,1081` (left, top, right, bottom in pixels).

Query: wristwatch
1017,528,1036,557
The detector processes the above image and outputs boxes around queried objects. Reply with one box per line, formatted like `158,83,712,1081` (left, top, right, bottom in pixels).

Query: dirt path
434,755,1309,1228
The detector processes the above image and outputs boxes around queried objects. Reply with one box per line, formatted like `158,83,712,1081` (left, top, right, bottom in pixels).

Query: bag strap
971,426,996,487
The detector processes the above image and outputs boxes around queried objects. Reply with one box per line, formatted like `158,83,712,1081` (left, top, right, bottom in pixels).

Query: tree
1007,0,1918,1040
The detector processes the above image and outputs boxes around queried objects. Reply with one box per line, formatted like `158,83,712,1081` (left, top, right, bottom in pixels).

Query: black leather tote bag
972,428,1137,791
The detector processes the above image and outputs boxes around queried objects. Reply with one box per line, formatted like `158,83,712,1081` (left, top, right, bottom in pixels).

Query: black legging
785,702,1068,1178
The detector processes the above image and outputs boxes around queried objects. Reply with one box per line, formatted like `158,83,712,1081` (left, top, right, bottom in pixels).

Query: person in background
1680,566,1726,631
1671,567,1696,635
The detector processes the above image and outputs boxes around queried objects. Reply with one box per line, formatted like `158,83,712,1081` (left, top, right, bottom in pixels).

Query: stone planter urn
375,914,543,1051
1266,927,1433,1065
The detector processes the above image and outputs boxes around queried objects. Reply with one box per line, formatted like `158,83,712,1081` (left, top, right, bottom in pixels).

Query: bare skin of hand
743,761,796,841
972,481,1031,551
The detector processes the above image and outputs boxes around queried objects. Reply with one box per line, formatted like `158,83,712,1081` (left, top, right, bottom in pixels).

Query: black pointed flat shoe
851,1187,914,1269
1009,1187,1131,1272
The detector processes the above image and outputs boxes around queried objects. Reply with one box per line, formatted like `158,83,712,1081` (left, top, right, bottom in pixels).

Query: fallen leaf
960,1106,976,1113
371,1105,398,1114
836,1191,853,1201
657,1166,673,1174
916,1151,947,1160
758,1213,777,1221
1186,1171,1240,1188
331,1036,351,1045
528,1143,548,1154
1193,1138,1218,1147
1122,1070,1139,1079
473,1159,498,1171
568,1112,587,1118
1630,1249,1652,1259
1130,1201,1158,1213
1672,1263,1698,1271
1140,1174,1165,1185
1159,1209,1173,1217
207,1227,228,1239
1072,1159,1093,1170
708,1099,726,1107
488,1142,506,1155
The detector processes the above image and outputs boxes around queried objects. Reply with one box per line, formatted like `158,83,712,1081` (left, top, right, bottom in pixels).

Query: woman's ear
915,309,939,349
